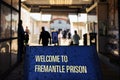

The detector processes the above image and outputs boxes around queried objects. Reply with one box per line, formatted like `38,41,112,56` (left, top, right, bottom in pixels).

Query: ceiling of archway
22,0,92,5
21,0,94,13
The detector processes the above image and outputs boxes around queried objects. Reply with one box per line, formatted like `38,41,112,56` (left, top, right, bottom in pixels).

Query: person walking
58,30,63,45
18,20,25,62
72,30,80,45
39,27,51,46
24,26,30,45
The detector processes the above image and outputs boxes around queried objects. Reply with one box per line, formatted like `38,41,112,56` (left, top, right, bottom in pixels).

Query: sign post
52,32,58,44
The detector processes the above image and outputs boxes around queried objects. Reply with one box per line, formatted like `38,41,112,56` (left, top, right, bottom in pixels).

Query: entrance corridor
0,0,120,80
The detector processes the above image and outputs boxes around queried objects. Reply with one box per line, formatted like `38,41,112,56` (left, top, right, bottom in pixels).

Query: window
12,10,18,38
11,39,18,65
12,0,19,10
3,0,11,5
0,4,11,39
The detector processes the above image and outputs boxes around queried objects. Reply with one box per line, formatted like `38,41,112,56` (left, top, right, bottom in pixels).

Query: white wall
21,7,30,30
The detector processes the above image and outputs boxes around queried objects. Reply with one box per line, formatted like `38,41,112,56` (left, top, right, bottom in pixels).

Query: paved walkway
99,54,120,80
4,62,24,80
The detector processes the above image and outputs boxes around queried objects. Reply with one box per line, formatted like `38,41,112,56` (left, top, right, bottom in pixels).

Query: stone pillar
97,2,108,53
118,0,120,56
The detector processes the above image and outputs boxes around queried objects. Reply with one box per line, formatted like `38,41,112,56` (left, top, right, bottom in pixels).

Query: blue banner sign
24,46,102,80
52,32,58,44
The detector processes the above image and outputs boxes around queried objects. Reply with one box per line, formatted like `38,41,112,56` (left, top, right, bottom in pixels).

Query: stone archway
50,18,70,31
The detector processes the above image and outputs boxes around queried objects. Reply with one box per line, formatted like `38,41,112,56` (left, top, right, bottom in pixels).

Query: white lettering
35,55,60,62
35,65,65,73
66,65,87,73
